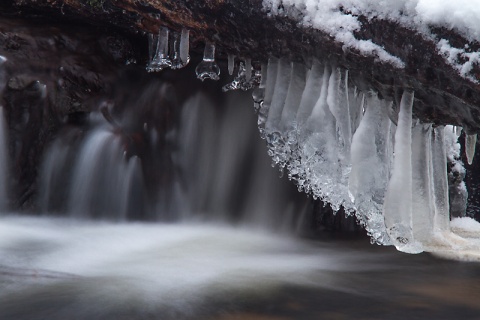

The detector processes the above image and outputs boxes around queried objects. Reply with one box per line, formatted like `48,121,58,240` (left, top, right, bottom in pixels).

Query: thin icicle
171,29,190,69
179,29,190,67
257,58,278,136
465,133,477,165
327,68,352,155
228,54,235,75
431,126,450,233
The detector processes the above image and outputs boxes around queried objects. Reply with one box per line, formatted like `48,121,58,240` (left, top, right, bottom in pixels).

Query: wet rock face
3,0,480,133
0,18,141,208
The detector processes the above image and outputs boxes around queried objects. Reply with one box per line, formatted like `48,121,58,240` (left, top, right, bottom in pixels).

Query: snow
263,0,480,75
451,217,480,233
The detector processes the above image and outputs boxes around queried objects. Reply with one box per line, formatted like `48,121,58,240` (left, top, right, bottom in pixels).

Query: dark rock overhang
2,0,480,132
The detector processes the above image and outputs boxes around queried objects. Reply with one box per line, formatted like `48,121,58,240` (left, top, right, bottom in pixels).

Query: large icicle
410,122,434,244
383,90,422,253
295,61,324,127
349,95,393,245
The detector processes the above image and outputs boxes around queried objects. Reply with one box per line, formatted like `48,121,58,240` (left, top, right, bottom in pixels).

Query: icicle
228,54,235,75
245,58,252,82
411,122,434,243
170,29,190,69
431,126,451,233
179,29,190,67
454,126,463,137
383,90,423,253
265,58,291,132
195,42,220,81
146,27,172,72
299,65,342,206
147,33,157,63
445,125,468,219
349,95,393,245
257,58,278,136
429,126,469,248
264,58,292,168
295,61,323,128
327,68,352,154
277,63,305,134
465,133,477,165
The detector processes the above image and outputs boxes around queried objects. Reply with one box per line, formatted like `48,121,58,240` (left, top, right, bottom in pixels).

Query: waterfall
36,82,308,230
0,56,8,211
0,107,8,211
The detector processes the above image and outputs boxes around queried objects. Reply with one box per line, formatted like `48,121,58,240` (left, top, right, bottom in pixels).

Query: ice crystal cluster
254,58,476,253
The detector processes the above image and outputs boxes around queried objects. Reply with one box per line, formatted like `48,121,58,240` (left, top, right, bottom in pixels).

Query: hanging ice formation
147,27,190,72
222,60,261,92
466,134,477,165
253,58,474,253
195,42,221,81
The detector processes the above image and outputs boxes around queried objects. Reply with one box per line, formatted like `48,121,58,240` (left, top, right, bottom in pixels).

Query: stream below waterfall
1,215,480,319
1,49,480,319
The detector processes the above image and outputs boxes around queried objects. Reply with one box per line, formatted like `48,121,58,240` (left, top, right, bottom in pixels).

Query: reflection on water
1,215,480,319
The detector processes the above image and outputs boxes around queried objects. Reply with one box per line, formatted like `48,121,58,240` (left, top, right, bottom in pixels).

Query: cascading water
2,15,480,318
0,107,8,211
0,56,8,211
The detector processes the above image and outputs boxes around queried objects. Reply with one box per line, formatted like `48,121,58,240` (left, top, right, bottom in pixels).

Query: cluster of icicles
146,28,260,90
252,57,478,254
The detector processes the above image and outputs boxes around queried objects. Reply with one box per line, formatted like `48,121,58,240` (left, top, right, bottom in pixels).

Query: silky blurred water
1,215,480,320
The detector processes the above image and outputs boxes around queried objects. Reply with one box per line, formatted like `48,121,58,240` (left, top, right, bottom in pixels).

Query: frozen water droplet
195,42,220,81
228,54,235,75
146,27,172,72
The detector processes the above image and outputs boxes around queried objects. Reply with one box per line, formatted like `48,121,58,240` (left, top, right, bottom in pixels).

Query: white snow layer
451,217,480,233
255,59,477,255
263,0,480,75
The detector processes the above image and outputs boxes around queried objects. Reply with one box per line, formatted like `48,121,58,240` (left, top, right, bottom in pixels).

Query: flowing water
1,67,480,319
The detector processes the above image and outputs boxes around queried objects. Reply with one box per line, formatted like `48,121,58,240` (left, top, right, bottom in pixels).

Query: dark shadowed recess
0,16,362,233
